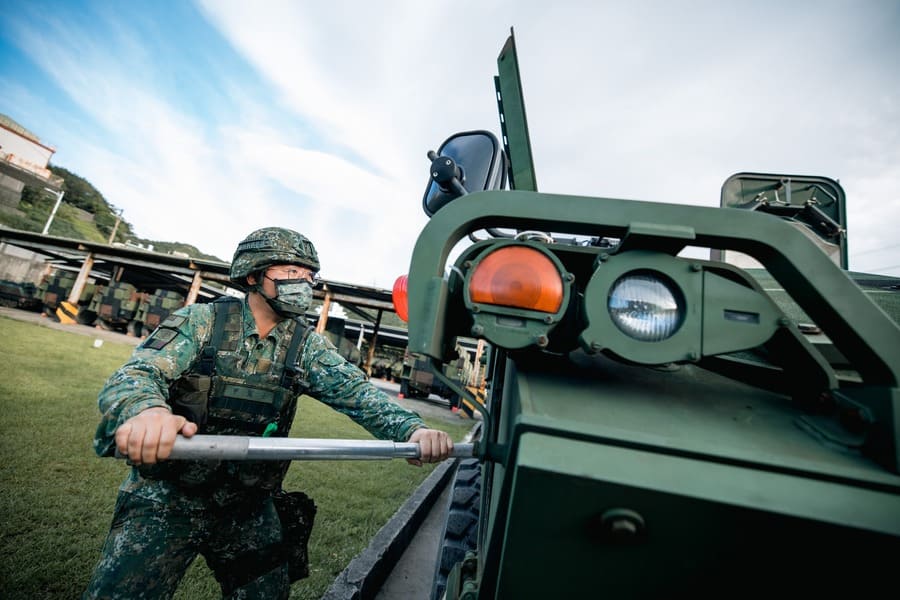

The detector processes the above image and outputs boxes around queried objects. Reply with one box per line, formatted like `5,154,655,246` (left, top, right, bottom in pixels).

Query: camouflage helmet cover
230,227,320,282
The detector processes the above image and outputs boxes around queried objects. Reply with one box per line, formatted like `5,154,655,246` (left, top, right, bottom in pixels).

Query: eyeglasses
265,266,321,287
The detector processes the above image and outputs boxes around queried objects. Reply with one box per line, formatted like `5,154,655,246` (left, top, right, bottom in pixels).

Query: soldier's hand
115,406,198,465
407,428,453,466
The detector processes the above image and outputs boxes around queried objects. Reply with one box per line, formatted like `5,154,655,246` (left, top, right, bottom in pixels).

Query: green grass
0,316,473,599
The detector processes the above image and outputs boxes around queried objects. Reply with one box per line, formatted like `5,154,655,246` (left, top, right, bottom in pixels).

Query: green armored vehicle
132,288,186,337
397,32,900,599
87,283,189,336
36,268,97,321
318,315,363,365
370,347,406,381
399,344,473,405
0,279,42,311
86,281,145,333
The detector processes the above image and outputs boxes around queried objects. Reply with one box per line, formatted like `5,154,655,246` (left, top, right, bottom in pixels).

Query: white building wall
0,121,58,207
0,126,54,168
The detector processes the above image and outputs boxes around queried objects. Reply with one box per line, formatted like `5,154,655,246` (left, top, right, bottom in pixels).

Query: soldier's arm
93,306,209,461
303,334,430,441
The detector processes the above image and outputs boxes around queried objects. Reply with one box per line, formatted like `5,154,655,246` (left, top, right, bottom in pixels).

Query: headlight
608,273,684,341
468,245,563,313
463,241,571,349
580,250,701,364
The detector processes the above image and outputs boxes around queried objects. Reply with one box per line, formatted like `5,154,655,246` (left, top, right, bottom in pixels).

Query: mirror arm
450,178,468,197
427,150,468,197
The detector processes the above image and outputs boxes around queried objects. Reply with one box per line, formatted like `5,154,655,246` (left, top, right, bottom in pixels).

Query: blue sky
1,0,898,287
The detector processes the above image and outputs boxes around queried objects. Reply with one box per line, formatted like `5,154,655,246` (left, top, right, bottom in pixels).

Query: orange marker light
468,246,563,313
392,274,410,322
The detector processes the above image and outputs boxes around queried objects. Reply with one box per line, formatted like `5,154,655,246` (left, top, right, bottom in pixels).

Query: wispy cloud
1,0,898,284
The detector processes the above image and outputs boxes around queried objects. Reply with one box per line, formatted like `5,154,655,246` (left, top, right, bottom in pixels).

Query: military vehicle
399,345,471,401
316,314,363,365
86,282,191,336
390,30,900,599
132,288,186,337
0,279,42,311
398,349,440,398
370,347,406,381
156,29,898,599
85,280,145,333
35,268,97,321
397,342,485,420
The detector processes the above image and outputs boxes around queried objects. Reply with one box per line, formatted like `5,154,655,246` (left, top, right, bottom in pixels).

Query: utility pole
107,208,123,243
41,189,65,235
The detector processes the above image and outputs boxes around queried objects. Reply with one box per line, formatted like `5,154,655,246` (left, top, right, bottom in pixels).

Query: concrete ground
0,305,145,345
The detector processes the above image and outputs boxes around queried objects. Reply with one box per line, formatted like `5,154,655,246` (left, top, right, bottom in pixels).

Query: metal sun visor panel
495,29,537,192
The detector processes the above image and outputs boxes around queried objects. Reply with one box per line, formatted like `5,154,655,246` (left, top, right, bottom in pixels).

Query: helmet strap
247,280,278,313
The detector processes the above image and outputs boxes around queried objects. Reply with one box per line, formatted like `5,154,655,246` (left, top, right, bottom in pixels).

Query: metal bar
166,435,475,461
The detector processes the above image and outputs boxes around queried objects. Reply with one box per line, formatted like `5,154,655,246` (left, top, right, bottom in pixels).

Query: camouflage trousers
83,490,289,599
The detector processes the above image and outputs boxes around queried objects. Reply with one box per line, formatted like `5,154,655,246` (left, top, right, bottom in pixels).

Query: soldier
84,227,452,599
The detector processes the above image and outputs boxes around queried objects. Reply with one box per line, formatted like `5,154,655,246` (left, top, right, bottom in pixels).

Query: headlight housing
580,250,782,365
463,241,571,349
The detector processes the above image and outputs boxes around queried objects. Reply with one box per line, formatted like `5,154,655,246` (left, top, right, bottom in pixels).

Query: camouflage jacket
94,296,425,507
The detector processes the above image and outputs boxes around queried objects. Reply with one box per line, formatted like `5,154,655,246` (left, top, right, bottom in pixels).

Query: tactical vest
138,297,312,491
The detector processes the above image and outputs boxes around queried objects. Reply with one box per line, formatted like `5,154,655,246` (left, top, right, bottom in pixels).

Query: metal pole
163,435,475,461
107,209,123,243
41,189,65,235
316,291,332,334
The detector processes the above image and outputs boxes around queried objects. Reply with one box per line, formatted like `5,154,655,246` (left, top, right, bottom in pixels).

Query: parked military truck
396,31,900,599
399,349,445,400
132,288,186,337
370,347,406,381
0,279,42,311
399,343,474,407
85,281,145,334
36,269,97,321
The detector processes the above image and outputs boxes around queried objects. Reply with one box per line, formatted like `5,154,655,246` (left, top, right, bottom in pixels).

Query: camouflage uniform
85,293,426,599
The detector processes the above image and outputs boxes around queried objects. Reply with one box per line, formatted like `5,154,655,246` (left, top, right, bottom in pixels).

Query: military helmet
230,227,320,282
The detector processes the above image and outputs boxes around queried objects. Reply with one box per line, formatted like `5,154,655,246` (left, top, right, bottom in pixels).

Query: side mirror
716,172,847,269
422,130,506,217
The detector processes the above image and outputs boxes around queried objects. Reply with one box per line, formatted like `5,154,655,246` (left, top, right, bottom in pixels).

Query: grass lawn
0,315,473,599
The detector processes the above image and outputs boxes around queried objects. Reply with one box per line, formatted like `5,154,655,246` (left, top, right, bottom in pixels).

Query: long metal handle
166,435,475,461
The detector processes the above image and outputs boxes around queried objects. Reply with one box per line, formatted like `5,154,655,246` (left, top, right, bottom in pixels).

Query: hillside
0,164,225,262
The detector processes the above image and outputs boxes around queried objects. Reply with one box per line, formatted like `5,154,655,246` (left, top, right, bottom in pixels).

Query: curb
321,456,459,600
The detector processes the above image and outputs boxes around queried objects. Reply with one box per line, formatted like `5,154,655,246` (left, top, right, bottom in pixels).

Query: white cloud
3,0,898,285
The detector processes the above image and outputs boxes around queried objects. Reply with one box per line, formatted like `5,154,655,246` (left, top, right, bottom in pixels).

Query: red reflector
392,274,410,322
468,246,563,313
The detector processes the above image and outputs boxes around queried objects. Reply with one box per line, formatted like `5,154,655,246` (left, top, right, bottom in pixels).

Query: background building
0,113,63,210
0,114,65,282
